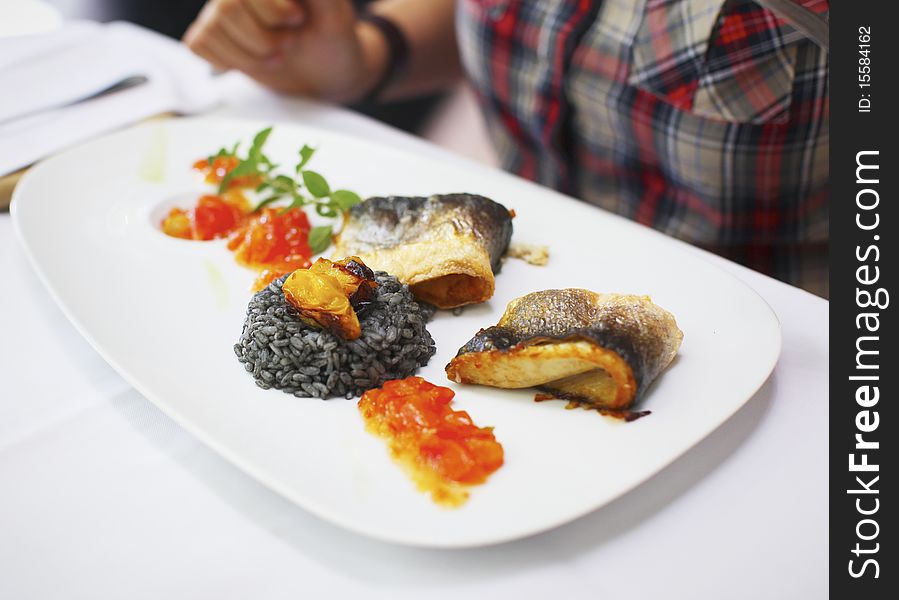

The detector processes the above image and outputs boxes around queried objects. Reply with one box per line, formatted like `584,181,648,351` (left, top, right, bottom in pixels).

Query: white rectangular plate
12,117,780,547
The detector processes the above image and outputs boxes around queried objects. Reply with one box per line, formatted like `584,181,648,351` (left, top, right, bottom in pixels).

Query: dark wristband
358,13,410,102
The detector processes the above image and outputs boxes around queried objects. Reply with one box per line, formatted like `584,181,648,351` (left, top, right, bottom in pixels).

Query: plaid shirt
457,0,830,296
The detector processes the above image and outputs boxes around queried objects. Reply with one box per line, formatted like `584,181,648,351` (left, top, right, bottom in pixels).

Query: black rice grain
234,272,436,398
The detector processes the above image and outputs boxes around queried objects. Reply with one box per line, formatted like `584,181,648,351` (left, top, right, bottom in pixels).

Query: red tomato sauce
358,377,504,507
227,207,313,291
161,157,314,290
161,193,250,241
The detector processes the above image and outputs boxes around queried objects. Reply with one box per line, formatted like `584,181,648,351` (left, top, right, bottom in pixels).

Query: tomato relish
358,377,504,507
161,156,315,290
228,207,313,291
161,192,250,241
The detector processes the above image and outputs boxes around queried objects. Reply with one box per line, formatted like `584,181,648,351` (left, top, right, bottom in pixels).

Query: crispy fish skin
332,194,513,308
446,290,683,411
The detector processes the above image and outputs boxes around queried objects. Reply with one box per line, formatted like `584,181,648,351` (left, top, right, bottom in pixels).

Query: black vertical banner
831,1,896,596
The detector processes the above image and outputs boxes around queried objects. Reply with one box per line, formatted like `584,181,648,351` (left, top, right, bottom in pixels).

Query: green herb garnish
308,225,334,254
210,127,362,254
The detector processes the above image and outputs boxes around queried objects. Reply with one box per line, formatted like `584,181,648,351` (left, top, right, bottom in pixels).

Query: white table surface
0,74,829,599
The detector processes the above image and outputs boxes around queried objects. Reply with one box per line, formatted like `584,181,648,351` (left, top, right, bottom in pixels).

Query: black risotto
234,272,436,398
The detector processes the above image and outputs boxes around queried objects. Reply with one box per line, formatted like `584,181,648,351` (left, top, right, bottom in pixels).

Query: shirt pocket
628,0,810,124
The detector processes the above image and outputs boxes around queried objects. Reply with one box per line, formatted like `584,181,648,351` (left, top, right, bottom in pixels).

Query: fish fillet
446,289,683,416
333,194,513,308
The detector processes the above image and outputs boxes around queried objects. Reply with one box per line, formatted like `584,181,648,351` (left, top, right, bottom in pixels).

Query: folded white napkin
0,0,62,38
0,20,221,176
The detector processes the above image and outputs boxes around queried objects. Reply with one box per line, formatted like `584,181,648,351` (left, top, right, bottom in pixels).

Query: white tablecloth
0,74,828,599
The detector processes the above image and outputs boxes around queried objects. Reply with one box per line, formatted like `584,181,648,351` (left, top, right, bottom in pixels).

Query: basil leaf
273,174,296,191
218,158,257,193
297,145,316,171
301,170,330,198
330,189,361,210
308,225,333,254
248,127,273,161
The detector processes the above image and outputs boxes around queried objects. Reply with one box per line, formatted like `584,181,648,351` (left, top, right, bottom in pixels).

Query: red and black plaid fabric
458,0,830,296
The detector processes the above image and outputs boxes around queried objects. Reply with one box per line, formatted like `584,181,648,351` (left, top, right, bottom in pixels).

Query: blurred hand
184,0,384,102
